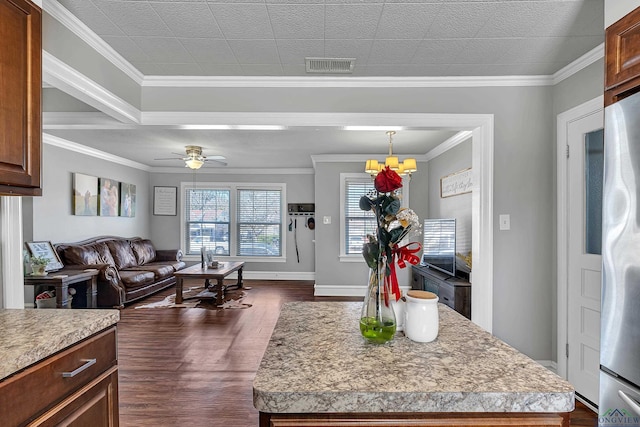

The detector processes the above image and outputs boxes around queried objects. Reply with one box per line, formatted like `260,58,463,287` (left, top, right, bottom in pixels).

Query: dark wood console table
411,265,471,319
24,269,99,309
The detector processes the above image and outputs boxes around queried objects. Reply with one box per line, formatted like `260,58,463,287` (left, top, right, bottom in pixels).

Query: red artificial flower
374,166,403,193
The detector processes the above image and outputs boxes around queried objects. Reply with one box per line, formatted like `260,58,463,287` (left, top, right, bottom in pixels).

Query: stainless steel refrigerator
600,90,640,426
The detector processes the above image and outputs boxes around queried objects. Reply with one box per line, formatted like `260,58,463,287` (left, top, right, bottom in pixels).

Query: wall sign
440,168,473,198
153,186,177,216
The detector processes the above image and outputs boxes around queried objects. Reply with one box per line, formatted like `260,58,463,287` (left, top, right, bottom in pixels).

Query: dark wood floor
116,280,597,426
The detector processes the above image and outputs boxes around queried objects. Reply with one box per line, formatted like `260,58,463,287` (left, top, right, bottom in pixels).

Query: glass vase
359,260,396,343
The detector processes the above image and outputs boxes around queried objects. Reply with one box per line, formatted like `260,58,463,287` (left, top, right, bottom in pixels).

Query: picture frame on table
24,241,64,272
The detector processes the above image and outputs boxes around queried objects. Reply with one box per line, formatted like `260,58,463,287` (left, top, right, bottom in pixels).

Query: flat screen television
422,218,456,277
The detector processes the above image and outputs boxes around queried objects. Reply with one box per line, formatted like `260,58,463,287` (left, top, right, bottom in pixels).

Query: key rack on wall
287,203,315,216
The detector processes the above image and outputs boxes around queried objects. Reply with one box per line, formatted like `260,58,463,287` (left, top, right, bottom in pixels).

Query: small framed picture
24,241,64,272
99,177,121,217
120,182,136,217
154,186,177,216
72,173,98,216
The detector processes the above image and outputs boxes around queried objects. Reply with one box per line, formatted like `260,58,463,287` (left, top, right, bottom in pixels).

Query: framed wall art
441,168,473,198
99,177,120,217
120,182,136,217
72,173,98,216
153,186,177,216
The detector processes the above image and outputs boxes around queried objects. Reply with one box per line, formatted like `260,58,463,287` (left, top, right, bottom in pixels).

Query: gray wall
26,144,151,243
43,88,98,112
148,171,315,274
427,139,473,273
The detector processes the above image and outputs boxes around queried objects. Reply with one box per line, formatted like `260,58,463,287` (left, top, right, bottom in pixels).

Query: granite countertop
253,302,574,414
0,309,120,381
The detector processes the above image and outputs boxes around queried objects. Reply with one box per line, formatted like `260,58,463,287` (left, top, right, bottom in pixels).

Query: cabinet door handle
62,358,96,378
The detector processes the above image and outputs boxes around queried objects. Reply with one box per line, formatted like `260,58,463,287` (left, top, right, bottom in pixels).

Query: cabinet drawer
0,327,116,426
438,283,455,309
423,277,439,294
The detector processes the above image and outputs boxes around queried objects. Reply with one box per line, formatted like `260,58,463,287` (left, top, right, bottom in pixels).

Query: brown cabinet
0,0,42,196
411,265,471,319
605,7,640,106
0,327,119,427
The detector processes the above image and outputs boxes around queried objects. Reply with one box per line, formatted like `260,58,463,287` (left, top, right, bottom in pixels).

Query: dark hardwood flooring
116,280,597,426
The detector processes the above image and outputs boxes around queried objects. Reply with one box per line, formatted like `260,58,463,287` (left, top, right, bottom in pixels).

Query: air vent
305,57,355,74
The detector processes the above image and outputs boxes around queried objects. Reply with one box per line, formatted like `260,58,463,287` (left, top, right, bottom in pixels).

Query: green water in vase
359,316,396,343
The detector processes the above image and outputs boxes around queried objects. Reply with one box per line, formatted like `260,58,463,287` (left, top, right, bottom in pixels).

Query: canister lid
407,290,437,300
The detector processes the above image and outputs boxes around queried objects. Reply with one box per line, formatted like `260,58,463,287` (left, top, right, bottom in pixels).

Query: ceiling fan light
185,158,204,170
403,158,417,173
365,159,379,174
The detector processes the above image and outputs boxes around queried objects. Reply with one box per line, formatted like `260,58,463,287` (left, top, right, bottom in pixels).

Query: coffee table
174,261,245,305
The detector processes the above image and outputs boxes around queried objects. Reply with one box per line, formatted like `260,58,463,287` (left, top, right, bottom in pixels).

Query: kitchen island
253,302,574,427
0,309,120,426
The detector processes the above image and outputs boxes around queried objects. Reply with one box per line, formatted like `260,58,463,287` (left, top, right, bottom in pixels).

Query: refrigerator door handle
619,390,640,416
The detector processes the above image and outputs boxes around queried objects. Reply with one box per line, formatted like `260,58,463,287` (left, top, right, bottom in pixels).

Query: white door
567,109,603,406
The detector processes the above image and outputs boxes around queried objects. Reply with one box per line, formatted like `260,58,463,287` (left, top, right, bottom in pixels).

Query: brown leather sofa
54,236,186,308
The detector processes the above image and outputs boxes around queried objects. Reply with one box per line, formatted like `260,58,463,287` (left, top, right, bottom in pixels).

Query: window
186,189,230,255
237,189,282,256
340,173,406,258
343,176,377,255
183,183,285,258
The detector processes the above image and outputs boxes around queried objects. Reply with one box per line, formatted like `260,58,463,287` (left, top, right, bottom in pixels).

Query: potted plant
30,255,49,276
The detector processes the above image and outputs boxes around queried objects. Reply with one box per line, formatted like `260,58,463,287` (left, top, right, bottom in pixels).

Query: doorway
557,96,604,407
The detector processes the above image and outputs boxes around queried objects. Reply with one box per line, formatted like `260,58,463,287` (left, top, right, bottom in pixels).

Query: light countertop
253,302,574,414
0,309,119,381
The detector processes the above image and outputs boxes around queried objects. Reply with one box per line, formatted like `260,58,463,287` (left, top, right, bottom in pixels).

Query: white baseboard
229,271,315,281
536,360,558,373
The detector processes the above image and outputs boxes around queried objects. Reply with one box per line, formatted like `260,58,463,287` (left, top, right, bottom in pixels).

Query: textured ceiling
55,0,604,77
44,1,605,169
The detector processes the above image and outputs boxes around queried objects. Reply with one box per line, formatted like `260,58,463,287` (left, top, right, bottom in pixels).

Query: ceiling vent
305,57,355,74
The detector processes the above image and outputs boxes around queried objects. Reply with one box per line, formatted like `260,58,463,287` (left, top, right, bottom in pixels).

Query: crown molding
43,133,152,171
552,43,604,85
142,74,553,88
151,166,314,175
43,112,137,129
424,131,473,162
43,0,144,86
43,51,141,124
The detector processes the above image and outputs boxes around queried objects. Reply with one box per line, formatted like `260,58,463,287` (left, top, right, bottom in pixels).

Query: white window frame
339,173,410,262
180,181,287,262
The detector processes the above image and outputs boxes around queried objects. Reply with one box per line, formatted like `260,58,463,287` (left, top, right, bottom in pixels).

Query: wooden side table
24,269,99,309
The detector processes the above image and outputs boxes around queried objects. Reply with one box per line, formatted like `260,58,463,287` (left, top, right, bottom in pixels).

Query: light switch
499,214,510,231
323,216,331,225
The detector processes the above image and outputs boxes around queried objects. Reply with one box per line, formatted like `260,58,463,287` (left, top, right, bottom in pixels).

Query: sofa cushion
119,270,155,289
62,242,116,267
106,240,138,269
131,239,157,265
125,263,174,280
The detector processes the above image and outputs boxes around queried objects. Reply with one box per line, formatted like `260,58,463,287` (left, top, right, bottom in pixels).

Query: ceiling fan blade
154,157,182,161
204,158,228,166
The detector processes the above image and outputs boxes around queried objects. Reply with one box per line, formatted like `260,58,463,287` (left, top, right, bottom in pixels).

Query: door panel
567,109,603,405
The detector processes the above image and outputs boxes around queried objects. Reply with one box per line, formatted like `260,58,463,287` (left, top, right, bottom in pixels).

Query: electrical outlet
323,216,331,225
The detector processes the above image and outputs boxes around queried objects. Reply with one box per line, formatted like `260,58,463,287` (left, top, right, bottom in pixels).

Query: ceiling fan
155,145,227,169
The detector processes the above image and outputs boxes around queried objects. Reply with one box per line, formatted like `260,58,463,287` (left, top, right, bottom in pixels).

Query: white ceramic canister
404,290,439,343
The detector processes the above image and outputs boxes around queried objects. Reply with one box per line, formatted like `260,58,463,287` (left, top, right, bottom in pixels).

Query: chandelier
364,131,417,177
